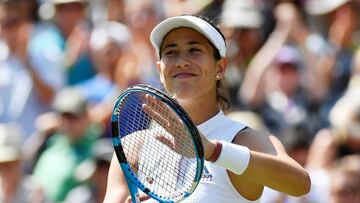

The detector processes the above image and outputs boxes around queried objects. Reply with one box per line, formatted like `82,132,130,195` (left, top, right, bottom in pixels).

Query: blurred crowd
0,0,359,203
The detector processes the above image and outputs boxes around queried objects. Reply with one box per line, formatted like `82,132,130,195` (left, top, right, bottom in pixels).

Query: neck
179,96,219,125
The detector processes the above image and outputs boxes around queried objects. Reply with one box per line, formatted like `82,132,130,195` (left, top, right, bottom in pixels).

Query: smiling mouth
173,73,196,78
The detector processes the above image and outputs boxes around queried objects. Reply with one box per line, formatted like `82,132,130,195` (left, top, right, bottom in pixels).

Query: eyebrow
162,41,203,49
162,43,177,50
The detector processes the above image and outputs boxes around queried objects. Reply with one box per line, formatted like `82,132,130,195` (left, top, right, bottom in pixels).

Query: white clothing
144,111,260,202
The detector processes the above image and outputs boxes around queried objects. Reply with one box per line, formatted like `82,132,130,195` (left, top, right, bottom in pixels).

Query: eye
189,48,202,53
164,49,177,56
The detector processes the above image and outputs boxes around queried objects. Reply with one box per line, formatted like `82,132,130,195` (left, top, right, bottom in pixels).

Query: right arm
103,154,130,203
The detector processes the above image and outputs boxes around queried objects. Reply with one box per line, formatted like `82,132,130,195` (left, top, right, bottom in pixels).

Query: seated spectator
32,88,103,202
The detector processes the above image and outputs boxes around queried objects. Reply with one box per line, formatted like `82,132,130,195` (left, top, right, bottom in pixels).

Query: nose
175,53,190,68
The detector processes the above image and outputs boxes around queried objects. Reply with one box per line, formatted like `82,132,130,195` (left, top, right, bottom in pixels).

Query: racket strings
118,93,199,199
145,96,197,157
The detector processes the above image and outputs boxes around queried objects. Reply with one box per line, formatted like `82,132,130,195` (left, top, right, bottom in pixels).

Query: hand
125,194,150,203
142,94,215,159
329,4,354,47
65,24,90,67
15,22,32,63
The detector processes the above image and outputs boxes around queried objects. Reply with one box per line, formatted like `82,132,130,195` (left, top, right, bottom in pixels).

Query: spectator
239,2,327,135
328,155,360,203
241,43,319,135
220,0,265,108
0,122,49,203
77,20,139,135
64,138,113,203
45,0,96,85
307,86,360,169
77,21,133,106
304,0,359,127
0,0,65,139
124,0,163,87
32,87,102,202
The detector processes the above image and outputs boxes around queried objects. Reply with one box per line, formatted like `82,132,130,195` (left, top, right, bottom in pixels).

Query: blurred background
0,0,359,202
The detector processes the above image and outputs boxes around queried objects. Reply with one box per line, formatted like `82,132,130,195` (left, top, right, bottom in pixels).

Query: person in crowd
64,138,113,203
239,2,324,135
220,0,265,108
328,154,360,203
0,0,65,139
0,122,50,203
32,87,103,202
76,20,140,135
304,0,359,127
43,0,96,85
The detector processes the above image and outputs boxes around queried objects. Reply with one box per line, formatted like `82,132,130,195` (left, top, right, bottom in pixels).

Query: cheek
156,62,167,84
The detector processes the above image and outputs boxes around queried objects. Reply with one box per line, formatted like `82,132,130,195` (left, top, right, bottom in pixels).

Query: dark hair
194,15,230,111
192,14,225,60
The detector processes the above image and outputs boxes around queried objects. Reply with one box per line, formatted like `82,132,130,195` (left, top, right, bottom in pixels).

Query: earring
216,75,221,80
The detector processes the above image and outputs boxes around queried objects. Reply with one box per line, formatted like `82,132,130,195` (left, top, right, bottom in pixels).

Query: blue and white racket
111,84,204,203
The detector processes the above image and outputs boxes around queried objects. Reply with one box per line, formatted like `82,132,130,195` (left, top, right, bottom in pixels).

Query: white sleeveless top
143,111,261,203
181,111,261,203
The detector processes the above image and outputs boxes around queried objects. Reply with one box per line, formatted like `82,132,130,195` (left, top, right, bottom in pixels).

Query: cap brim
52,0,85,5
221,10,263,28
0,148,21,162
150,15,226,57
305,0,349,15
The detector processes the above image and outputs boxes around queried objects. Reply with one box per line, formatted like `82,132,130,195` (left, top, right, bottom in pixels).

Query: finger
140,195,151,201
142,103,171,128
126,194,151,202
125,196,132,203
145,94,180,124
154,134,175,149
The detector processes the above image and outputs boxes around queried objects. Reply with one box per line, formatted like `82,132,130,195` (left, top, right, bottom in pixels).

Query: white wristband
213,141,250,175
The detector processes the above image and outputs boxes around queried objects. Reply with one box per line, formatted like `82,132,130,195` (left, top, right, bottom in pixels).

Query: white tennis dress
143,111,261,203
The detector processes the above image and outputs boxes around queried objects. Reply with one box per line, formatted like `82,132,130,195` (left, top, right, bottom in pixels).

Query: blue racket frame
111,84,204,203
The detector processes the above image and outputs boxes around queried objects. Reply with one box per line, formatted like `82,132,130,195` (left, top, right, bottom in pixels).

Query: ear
156,61,165,85
215,57,227,80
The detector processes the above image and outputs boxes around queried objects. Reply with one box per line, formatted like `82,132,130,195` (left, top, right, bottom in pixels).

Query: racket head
111,84,204,202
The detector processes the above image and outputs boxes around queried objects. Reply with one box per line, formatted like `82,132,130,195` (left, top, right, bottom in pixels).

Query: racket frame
111,84,204,203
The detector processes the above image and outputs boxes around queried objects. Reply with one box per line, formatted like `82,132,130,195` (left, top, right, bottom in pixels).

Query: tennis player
104,15,311,203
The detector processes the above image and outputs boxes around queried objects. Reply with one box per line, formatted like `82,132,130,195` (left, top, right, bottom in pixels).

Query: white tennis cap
150,15,226,57
305,0,350,15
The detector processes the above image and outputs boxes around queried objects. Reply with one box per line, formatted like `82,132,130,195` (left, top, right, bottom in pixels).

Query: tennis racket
111,84,204,203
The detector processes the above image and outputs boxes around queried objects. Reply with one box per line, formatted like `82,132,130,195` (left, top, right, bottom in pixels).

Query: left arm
230,128,311,196
204,128,311,197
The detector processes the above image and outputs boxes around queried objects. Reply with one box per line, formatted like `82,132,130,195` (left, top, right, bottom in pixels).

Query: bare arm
229,129,311,197
240,3,293,107
306,128,338,169
103,154,130,203
16,22,56,104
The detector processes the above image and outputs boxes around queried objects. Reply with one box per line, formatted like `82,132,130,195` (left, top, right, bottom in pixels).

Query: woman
104,15,311,203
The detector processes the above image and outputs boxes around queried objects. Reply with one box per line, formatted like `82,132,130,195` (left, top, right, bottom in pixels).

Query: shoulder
232,128,281,155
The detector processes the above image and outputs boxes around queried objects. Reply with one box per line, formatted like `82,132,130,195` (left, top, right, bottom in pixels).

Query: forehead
161,27,212,47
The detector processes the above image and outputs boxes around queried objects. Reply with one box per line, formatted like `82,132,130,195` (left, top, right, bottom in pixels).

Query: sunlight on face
156,27,222,103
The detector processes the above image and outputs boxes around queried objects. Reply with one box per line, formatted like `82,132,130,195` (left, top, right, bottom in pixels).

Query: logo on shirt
201,165,213,181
